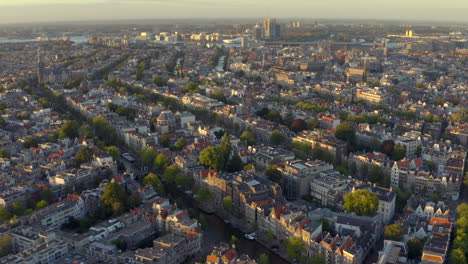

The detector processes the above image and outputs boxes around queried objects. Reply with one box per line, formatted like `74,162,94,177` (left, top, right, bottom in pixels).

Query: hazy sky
0,0,467,24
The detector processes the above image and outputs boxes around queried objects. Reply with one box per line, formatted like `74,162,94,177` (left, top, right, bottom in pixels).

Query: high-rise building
263,18,279,40
241,36,249,49
253,26,262,41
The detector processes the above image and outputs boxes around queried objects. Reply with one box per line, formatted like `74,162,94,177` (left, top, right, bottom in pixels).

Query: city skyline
0,0,467,24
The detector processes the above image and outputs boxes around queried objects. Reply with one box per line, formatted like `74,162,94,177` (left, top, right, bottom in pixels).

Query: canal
165,183,290,264
121,157,290,263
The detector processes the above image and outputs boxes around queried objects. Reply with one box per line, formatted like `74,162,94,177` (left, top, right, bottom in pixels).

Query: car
244,233,255,240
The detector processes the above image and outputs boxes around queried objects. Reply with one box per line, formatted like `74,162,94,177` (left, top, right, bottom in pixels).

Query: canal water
166,184,290,264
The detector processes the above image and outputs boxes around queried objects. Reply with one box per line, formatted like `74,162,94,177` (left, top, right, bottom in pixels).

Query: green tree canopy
105,146,120,161
23,137,39,148
221,196,233,211
0,233,12,257
163,165,181,183
226,154,244,173
407,238,424,259
220,133,232,162
199,146,225,170
240,130,256,145
59,120,80,139
196,187,215,203
184,82,201,94
335,122,355,142
211,90,227,103
102,182,130,216
266,111,282,123
391,144,406,161
75,146,93,166
139,147,158,167
175,137,187,150
343,189,378,216
0,207,10,223
258,254,270,264
384,224,403,241
452,203,468,263
35,200,49,210
270,129,285,145
285,237,305,260
307,118,320,130
264,165,282,185
143,173,165,195
0,149,11,159
153,153,169,172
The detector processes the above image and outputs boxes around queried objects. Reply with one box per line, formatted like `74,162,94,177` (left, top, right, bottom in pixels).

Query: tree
270,129,285,145
159,135,170,148
343,190,378,216
112,239,127,251
163,165,180,183
199,146,225,170
290,119,307,133
264,165,282,185
75,146,93,166
0,233,12,257
102,182,129,216
80,125,94,138
175,173,192,187
452,203,468,262
258,254,270,264
0,207,10,223
222,196,233,211
12,202,26,216
175,137,187,150
266,111,282,123
243,164,255,171
335,122,355,142
392,144,406,161
196,188,215,203
307,118,320,130
369,165,383,184
265,230,276,241
23,137,39,148
240,130,256,145
309,254,326,264
105,146,120,161
285,237,305,260
211,90,227,103
59,120,80,139
395,187,412,213
152,76,165,87
226,154,244,172
153,153,169,172
139,147,158,167
143,173,165,194
35,200,49,210
220,133,232,162
451,248,467,264
384,224,403,241
0,149,10,159
407,238,424,259
230,235,239,248
184,82,201,94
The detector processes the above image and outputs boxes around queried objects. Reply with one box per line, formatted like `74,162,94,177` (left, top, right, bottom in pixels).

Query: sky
0,0,467,24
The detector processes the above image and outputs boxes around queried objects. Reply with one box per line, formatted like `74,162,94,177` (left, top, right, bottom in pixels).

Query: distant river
0,36,88,44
